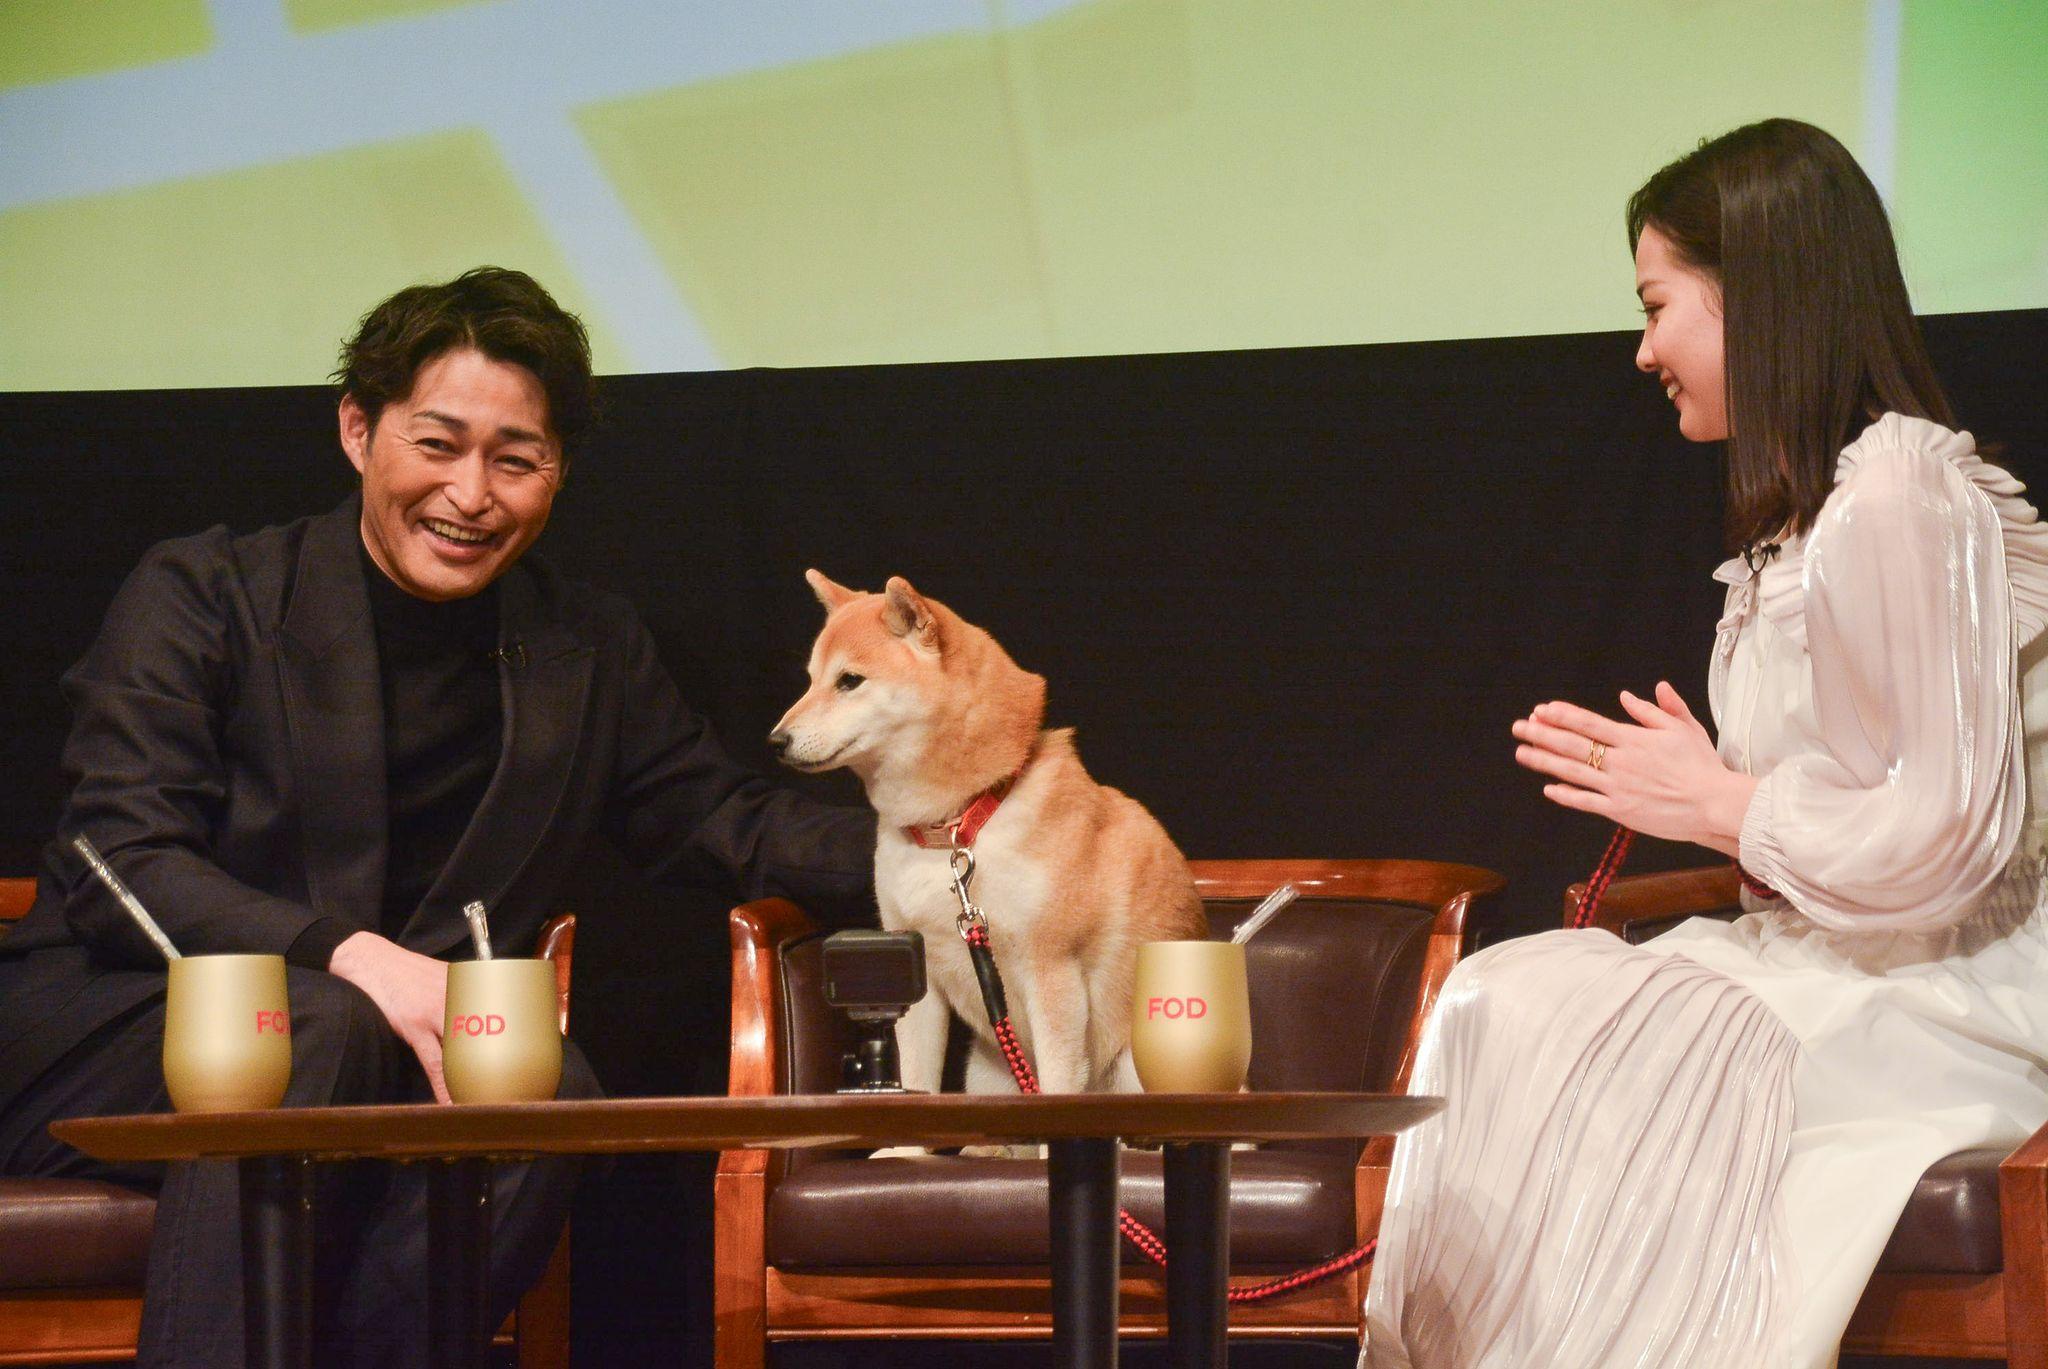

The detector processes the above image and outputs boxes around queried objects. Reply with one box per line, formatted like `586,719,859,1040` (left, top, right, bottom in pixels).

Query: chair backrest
762,858,1500,1173
1203,892,1423,1095
779,933,857,1100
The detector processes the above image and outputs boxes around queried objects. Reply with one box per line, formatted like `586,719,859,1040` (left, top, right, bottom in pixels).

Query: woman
1362,119,2048,1367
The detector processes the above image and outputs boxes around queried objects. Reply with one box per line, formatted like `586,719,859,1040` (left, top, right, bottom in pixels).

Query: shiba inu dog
770,571,1206,1101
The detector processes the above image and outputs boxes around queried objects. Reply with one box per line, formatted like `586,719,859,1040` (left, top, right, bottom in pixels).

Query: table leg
1163,1141,1231,1369
427,1157,492,1369
238,1155,312,1369
1048,1136,1120,1368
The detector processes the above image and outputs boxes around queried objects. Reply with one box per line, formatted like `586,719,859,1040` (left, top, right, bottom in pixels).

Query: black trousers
0,966,600,1368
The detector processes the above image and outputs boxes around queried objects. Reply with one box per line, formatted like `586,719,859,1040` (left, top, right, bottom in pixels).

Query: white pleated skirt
1361,929,1800,1369
1361,907,2048,1369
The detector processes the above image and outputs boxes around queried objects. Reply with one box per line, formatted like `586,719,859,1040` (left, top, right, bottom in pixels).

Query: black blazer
0,497,875,1101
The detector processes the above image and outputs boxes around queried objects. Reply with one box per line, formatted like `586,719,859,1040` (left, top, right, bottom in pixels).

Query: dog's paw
959,1142,1045,1160
868,1144,933,1160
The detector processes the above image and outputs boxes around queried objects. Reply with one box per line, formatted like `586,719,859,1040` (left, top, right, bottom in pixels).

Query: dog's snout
767,729,792,756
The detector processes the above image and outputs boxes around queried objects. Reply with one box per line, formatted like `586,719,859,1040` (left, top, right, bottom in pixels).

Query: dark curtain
3,308,2040,1360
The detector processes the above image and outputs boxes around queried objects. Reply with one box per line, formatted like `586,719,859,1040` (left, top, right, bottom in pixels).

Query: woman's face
1634,225,1728,442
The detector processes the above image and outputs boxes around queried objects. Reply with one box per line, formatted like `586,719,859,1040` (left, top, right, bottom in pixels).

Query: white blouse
1715,411,2048,931
1363,414,2048,1368
1664,411,2048,1361
1365,414,2048,1369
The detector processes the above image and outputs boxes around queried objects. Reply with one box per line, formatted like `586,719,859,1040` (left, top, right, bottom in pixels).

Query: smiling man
0,268,877,1367
342,346,562,602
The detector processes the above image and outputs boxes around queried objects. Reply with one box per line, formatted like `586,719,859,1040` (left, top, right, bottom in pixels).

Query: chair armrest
0,877,35,922
1358,868,1503,1249
536,914,576,1035
2001,1116,2048,1364
727,899,818,1099
719,900,818,1185
1561,864,1741,937
1354,1133,1395,1255
1387,884,1493,1095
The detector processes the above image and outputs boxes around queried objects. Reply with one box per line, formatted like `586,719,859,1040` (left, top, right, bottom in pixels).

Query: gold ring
1587,742,1607,772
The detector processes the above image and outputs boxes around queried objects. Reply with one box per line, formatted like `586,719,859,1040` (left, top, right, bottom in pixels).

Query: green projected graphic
0,132,616,393
0,0,211,93
0,0,2042,390
284,0,495,36
1893,2,2048,315
576,31,1055,368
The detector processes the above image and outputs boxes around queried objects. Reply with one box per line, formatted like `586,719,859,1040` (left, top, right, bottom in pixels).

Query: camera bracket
821,930,927,1093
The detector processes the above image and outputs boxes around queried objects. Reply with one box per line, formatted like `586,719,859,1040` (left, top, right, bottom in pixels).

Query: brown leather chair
712,858,1502,1367
1564,864,2048,1368
0,877,573,1367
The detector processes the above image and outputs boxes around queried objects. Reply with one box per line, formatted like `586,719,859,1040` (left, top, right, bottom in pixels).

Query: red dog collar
905,778,1014,850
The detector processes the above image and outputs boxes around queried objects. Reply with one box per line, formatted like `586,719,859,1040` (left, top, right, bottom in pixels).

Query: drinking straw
70,834,181,962
1229,882,1300,945
462,901,494,961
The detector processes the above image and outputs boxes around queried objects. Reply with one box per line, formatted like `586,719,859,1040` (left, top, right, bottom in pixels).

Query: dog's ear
882,576,940,652
805,569,860,613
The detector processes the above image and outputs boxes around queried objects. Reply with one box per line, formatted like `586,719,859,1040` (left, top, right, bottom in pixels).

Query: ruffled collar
1712,413,2048,654
1714,532,1807,651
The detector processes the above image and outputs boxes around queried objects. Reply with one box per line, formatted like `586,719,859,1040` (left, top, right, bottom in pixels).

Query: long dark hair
1628,119,1955,550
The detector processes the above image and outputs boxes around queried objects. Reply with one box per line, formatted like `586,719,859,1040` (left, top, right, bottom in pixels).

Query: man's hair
1627,118,1954,550
334,267,597,464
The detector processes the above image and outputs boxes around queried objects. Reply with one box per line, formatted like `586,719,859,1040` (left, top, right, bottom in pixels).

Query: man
0,268,875,1365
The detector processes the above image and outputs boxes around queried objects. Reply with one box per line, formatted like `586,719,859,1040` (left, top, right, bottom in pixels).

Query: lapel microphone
489,642,529,668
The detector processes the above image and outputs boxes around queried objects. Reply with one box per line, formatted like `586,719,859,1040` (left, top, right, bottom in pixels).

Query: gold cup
1130,940,1252,1092
163,954,293,1112
443,959,562,1104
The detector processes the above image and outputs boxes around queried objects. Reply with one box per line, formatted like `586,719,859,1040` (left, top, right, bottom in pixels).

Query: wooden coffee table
53,1090,1438,1369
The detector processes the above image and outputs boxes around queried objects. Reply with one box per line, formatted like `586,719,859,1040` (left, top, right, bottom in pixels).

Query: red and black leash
1571,825,1638,928
958,906,1373,1300
1571,823,1780,931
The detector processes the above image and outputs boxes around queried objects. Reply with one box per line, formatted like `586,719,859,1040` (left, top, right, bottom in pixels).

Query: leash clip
949,848,987,938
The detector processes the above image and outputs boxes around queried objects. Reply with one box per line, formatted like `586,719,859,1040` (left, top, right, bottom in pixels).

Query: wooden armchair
1565,864,2048,1367
713,858,1502,1367
0,877,574,1367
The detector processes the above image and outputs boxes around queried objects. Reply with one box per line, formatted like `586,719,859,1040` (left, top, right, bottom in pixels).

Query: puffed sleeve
1736,443,2026,930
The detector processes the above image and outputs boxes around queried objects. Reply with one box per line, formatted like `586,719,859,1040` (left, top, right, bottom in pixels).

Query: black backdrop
3,309,2042,1361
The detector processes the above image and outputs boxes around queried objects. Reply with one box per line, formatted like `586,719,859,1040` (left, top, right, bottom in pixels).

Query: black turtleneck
284,546,503,968
363,544,504,940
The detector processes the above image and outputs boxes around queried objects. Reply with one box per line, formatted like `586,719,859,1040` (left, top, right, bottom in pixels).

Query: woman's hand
329,931,452,1103
1511,680,1757,858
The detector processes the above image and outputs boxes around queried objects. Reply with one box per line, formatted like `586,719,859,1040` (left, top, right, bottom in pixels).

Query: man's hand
329,931,452,1103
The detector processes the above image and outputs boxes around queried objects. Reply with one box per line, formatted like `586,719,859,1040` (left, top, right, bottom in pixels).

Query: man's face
339,348,563,602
